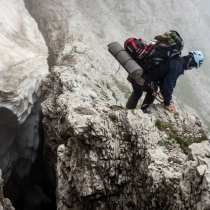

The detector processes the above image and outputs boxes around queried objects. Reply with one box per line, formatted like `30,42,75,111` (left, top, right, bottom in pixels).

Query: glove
164,105,177,114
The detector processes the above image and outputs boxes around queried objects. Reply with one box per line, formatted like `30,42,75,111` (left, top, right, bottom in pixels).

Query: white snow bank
0,0,48,123
0,0,48,182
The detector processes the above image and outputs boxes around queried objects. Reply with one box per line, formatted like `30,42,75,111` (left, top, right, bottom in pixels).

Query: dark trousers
126,79,156,110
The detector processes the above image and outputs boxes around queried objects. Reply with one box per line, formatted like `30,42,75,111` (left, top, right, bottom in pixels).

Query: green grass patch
112,133,116,139
95,84,101,88
106,82,118,102
155,119,206,155
112,91,117,102
106,82,111,90
158,139,173,147
0,180,4,187
158,140,165,146
199,129,208,140
124,134,132,142
112,76,131,98
168,157,182,165
109,105,124,110
108,113,118,122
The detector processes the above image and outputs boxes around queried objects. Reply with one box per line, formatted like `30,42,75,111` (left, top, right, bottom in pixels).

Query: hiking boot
142,109,151,114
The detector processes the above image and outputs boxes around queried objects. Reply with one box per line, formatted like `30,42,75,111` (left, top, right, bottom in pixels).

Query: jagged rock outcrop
23,0,210,209
24,0,210,127
0,0,48,182
41,65,209,210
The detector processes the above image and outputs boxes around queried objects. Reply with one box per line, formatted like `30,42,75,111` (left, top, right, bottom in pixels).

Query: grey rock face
24,0,210,209
41,65,209,210
24,0,210,128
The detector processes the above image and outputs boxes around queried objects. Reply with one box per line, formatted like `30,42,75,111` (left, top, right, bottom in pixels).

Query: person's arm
161,60,183,113
165,104,177,113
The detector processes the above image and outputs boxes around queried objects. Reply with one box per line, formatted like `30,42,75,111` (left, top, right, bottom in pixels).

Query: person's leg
126,91,143,109
141,90,156,111
126,82,143,109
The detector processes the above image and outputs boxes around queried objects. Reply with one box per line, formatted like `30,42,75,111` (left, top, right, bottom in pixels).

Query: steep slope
24,0,210,127
22,0,210,209
41,64,210,209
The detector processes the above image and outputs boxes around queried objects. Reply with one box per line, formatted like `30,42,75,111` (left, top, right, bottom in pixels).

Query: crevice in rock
3,107,56,210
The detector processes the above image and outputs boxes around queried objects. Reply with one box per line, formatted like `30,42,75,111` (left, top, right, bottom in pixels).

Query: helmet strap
187,53,194,68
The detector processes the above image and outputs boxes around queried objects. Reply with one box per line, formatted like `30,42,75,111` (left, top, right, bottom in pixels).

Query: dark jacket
157,59,184,106
137,58,184,106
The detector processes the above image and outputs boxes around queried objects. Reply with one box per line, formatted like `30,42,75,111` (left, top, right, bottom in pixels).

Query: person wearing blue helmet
126,50,204,113
158,50,204,113
189,50,204,68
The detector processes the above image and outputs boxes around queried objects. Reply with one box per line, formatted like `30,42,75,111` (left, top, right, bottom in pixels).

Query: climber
126,50,204,113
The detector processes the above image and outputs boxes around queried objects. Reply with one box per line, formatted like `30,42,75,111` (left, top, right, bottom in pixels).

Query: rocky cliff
23,0,210,209
41,55,210,210
0,0,210,209
24,0,210,127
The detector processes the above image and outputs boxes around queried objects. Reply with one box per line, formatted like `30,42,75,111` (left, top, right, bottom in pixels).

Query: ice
0,0,48,123
0,100,41,182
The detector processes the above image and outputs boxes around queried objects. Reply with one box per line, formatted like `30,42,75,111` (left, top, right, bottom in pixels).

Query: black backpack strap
173,56,184,65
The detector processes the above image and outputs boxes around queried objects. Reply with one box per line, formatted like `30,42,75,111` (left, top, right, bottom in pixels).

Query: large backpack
124,30,184,74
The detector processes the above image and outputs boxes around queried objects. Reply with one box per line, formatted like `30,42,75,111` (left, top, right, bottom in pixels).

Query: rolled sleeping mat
107,41,143,79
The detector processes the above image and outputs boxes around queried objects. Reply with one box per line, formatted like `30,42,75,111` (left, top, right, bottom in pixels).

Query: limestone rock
24,0,210,129
24,0,210,209
41,65,209,209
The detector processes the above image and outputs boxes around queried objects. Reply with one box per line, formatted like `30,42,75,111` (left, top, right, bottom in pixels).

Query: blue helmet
189,50,204,68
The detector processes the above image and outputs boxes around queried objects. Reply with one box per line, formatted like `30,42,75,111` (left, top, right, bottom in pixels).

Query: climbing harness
155,89,164,103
